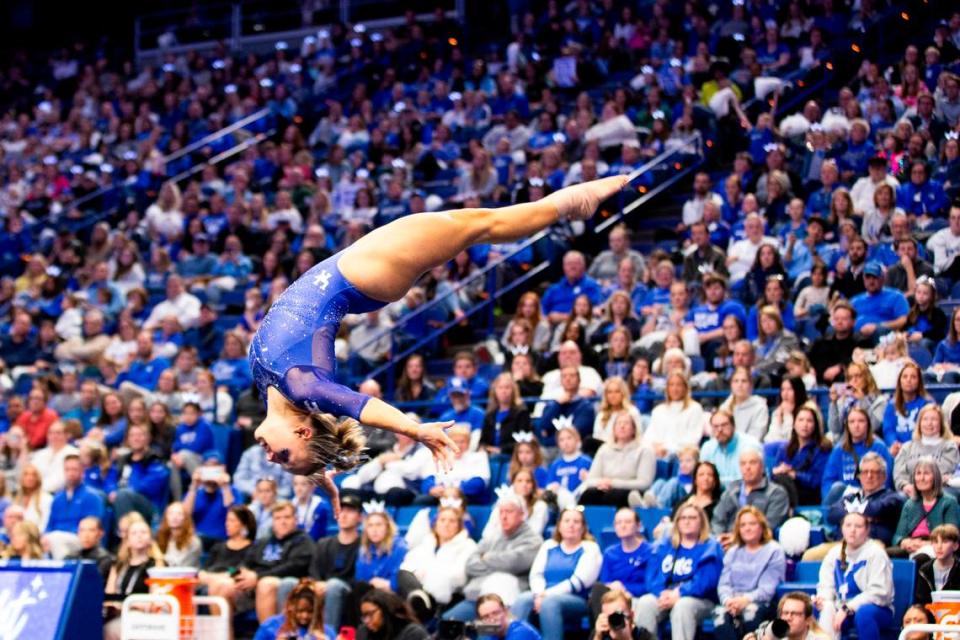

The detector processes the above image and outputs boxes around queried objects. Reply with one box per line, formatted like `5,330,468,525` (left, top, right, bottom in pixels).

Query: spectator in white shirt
727,214,779,283
143,275,202,330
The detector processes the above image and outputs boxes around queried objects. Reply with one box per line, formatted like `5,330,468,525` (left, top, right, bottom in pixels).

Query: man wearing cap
849,261,909,338
439,377,486,436
851,154,900,218
176,232,218,287
184,451,238,547
442,488,543,622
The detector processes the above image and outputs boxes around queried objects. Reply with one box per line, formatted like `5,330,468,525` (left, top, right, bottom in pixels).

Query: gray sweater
893,438,960,491
463,521,543,600
712,477,791,534
584,439,656,492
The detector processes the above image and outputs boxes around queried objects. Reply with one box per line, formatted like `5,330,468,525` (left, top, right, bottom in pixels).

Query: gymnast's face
255,416,312,474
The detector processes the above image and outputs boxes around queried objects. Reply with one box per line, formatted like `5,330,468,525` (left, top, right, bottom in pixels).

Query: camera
436,620,501,640
754,618,790,640
608,611,627,631
199,465,224,483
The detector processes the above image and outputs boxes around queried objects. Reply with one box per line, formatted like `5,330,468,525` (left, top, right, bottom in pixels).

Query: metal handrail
366,261,551,388
164,107,270,165
348,133,705,359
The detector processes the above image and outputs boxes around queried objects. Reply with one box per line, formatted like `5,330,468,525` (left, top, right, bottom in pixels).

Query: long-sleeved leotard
249,254,385,420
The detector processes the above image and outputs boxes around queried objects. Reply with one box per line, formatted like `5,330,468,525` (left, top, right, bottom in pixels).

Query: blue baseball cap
863,261,884,277
448,377,471,395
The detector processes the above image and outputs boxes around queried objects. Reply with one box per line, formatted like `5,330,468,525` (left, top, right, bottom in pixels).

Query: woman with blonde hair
156,501,202,567
713,506,786,640
893,405,959,495
827,362,887,440
580,412,656,508
645,372,706,459
480,372,530,455
399,504,478,616
592,291,643,347
719,367,770,441
636,503,723,640
592,376,643,448
12,463,51,531
1,520,44,560
103,519,166,640
144,181,184,241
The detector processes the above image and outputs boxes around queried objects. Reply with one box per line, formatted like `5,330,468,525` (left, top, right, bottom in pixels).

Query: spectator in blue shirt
63,379,101,434
432,350,490,412
109,423,171,522
838,119,877,181
117,331,172,393
207,234,254,304
590,507,651,617
172,401,216,479
897,160,949,219
210,331,253,396
438,377,486,434
184,451,237,546
538,367,597,446
850,261,910,339
176,233,218,284
43,453,105,559
541,251,603,324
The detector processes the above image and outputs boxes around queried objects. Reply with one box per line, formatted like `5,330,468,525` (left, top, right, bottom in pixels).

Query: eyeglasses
860,468,884,476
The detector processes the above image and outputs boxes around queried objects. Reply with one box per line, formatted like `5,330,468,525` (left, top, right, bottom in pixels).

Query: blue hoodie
646,537,723,601
882,396,929,447
354,538,408,591
821,440,894,501
546,453,593,493
173,418,215,455
600,540,652,597
109,451,171,512
771,441,831,499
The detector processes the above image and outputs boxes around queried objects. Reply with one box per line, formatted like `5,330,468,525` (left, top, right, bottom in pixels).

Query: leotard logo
313,269,332,291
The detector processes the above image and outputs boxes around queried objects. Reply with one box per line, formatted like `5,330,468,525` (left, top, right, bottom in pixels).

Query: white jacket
645,400,706,453
401,529,478,603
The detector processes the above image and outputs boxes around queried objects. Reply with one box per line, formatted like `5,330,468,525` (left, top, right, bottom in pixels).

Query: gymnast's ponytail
305,413,367,479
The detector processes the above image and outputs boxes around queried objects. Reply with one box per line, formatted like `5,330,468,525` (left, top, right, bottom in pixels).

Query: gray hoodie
723,395,771,441
463,521,543,600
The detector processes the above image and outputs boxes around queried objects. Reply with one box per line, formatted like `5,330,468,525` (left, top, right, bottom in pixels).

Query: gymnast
250,175,630,510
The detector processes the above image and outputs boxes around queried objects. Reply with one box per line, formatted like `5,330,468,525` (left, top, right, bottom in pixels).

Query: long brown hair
551,507,595,543
485,372,524,415
156,502,197,553
508,439,544,480
515,292,544,328
279,579,325,637
842,407,874,452
894,361,930,416
786,402,832,458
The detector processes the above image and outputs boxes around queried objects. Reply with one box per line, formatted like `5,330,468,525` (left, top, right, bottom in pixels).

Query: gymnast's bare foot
545,175,631,222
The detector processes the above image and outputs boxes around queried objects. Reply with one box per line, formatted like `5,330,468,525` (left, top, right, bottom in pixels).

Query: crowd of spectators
2,0,960,639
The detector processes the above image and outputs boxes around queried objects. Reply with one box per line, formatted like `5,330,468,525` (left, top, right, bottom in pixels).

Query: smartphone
339,626,356,640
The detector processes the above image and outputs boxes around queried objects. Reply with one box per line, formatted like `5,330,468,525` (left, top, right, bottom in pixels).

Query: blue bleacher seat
583,505,616,544
393,505,420,535
636,507,670,540
466,505,492,540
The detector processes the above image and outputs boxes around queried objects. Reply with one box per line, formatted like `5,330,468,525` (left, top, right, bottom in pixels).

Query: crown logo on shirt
845,495,869,515
946,132,959,141
362,500,387,515
180,392,201,405
552,415,577,433
439,497,463,509
512,431,535,443
508,344,530,356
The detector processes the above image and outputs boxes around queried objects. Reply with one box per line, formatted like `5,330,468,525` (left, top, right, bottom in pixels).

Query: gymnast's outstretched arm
359,397,457,470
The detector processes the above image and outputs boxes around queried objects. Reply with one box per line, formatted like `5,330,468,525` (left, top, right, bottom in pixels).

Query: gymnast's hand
546,175,631,222
417,421,460,472
317,469,341,519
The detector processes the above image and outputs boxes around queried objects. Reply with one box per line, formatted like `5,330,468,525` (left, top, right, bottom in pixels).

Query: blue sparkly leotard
250,254,385,420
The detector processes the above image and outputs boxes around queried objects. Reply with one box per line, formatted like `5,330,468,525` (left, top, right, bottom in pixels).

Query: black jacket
479,407,531,454
309,535,359,581
916,557,960,605
245,529,314,578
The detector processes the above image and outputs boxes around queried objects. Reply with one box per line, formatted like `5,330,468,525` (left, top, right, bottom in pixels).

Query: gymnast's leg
338,175,629,303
